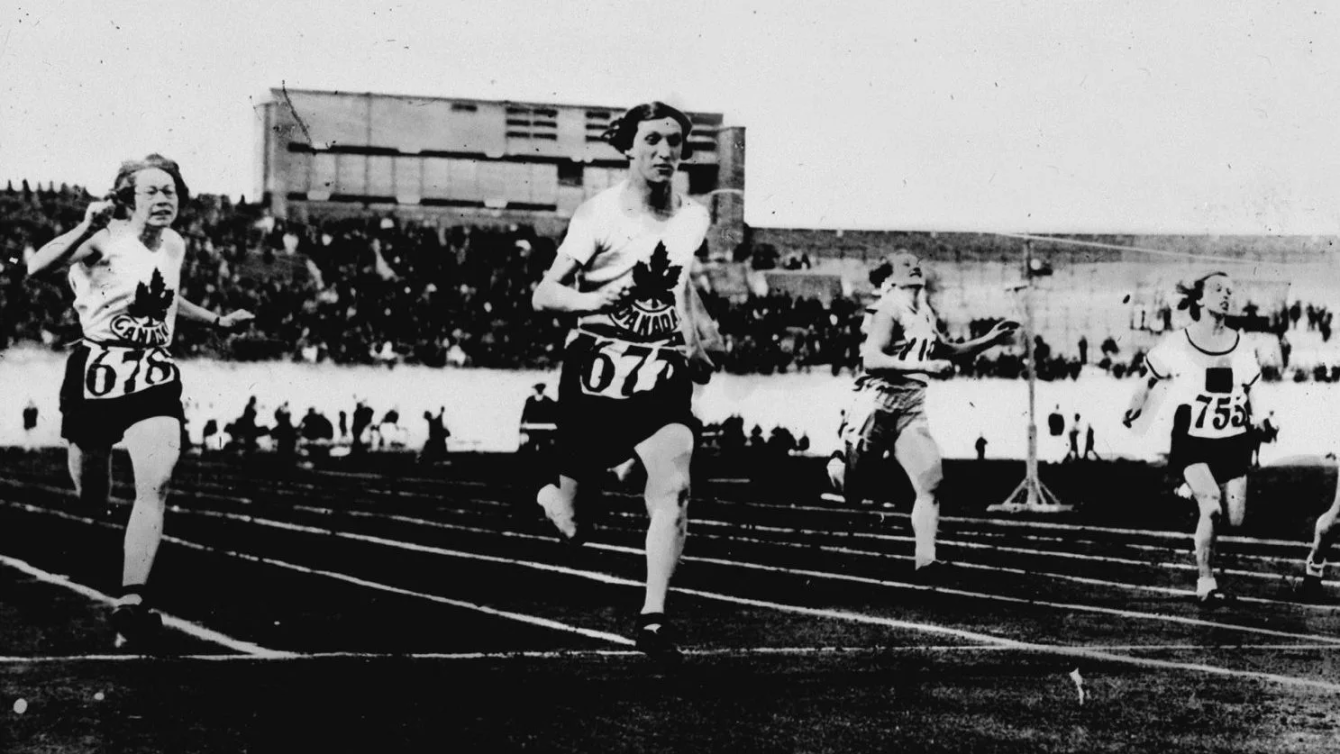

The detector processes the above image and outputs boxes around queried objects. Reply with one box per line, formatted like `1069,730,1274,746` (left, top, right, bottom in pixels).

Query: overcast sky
2,0,1336,234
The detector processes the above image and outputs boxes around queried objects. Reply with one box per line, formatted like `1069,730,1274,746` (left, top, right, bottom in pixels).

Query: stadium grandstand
3,178,1340,383
3,89,1339,385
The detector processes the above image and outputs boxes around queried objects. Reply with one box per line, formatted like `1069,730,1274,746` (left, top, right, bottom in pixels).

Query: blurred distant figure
975,434,988,461
1083,423,1100,460
1251,411,1279,467
228,396,263,454
301,407,335,457
202,418,219,451
338,410,349,442
1047,405,1064,438
1066,414,1081,461
22,400,38,432
419,407,450,465
351,400,374,454
377,408,402,449
273,403,297,461
521,383,557,425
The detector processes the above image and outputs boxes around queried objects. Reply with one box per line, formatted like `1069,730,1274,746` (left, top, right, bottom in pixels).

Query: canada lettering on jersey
108,268,175,347
606,241,683,340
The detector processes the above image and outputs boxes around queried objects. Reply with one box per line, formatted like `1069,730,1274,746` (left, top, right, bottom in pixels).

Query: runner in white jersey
531,102,720,661
837,251,1018,578
26,154,253,648
1124,272,1260,606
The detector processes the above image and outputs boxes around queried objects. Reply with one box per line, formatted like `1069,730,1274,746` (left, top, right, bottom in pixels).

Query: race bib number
894,337,935,364
580,339,677,399
83,345,180,400
1187,391,1249,439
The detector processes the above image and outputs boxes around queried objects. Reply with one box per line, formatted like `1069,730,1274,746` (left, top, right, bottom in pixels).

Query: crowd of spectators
1,181,1333,384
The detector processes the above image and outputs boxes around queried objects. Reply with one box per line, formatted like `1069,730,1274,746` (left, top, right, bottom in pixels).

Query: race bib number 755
83,345,180,400
1187,391,1249,439
580,339,677,399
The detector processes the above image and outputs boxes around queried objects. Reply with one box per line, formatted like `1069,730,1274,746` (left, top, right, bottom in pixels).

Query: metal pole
989,239,1071,513
1024,241,1039,507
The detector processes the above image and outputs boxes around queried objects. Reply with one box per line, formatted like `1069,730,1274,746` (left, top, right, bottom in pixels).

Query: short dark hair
604,102,693,158
1175,271,1229,321
111,154,190,218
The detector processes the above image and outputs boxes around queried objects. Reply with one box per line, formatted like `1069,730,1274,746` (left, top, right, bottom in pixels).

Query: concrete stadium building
254,88,745,250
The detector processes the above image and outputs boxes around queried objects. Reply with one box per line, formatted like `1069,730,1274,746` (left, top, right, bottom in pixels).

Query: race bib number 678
83,345,180,400
580,339,677,399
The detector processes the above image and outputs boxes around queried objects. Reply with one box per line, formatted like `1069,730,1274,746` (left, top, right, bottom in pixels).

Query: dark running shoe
1297,575,1330,603
112,603,164,650
909,560,956,585
635,613,681,663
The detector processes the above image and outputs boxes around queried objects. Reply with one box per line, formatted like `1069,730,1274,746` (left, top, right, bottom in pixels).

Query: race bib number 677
580,339,677,399
83,345,180,400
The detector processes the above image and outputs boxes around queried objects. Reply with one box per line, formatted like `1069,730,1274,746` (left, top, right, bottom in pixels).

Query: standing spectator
1067,415,1081,462
1084,423,1100,460
351,400,374,454
273,403,297,461
975,434,988,461
22,399,38,432
1077,336,1088,365
419,407,450,465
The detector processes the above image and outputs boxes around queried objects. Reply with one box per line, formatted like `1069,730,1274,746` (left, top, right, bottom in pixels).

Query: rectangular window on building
558,162,583,188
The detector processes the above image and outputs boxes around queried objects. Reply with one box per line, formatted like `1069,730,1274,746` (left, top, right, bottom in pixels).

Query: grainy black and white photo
1,2,1339,752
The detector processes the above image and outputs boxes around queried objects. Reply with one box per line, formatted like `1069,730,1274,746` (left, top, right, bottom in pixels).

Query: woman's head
605,102,693,185
112,154,189,226
1177,271,1233,321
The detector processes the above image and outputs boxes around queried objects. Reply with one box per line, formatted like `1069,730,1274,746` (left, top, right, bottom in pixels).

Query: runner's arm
177,299,255,330
26,200,116,276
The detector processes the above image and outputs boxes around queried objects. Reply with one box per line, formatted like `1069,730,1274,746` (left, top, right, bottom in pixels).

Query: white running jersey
558,183,710,348
1144,327,1261,439
859,286,942,388
69,230,184,348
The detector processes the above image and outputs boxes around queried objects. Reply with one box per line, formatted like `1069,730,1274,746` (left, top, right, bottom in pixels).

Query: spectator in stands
1066,415,1081,461
419,407,450,465
273,403,297,461
521,383,557,425
300,407,335,456
351,400,374,454
22,400,38,432
975,433,988,461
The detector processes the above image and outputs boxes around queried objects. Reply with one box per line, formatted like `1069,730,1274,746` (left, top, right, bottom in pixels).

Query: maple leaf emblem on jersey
630,242,682,308
127,268,175,322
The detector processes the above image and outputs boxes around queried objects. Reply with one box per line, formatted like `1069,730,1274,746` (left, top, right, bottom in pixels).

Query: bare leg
1183,463,1225,599
67,443,112,512
894,423,945,570
634,424,694,618
118,417,181,603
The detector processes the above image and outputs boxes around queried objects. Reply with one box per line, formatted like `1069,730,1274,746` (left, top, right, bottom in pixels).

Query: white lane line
0,551,285,658
663,586,1340,693
0,500,635,648
110,474,1318,588
166,504,1340,648
5,476,1331,607
5,642,1340,665
410,474,1315,549
278,504,1340,612
6,493,1339,692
